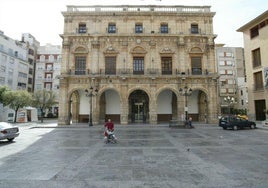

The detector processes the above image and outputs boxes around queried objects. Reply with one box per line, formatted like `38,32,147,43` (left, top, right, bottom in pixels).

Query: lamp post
179,86,192,121
85,86,98,126
224,96,235,115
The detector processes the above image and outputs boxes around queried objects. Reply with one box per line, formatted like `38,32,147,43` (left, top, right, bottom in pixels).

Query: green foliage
2,90,32,110
0,86,11,103
32,89,58,109
2,90,32,122
31,89,58,122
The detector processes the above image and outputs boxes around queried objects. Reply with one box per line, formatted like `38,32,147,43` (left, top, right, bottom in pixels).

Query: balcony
64,68,217,79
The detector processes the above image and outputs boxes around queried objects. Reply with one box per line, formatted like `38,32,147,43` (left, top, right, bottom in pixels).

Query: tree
2,90,32,122
0,86,11,103
31,89,58,123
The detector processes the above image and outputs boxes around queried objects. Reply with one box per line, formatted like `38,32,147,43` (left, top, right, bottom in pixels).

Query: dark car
219,115,256,130
0,122,20,141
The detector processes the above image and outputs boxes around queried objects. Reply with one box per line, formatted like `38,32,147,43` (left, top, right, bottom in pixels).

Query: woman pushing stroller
104,119,117,143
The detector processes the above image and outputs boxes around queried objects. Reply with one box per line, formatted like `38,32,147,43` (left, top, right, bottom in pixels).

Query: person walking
188,116,194,128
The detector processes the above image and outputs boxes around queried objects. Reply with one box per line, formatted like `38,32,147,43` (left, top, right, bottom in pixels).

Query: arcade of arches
59,79,218,125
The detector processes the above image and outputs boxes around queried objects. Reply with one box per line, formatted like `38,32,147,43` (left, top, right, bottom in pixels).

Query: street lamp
224,96,235,115
85,86,98,126
179,86,192,121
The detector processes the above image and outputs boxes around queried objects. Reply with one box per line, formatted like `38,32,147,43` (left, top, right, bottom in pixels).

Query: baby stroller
104,129,117,144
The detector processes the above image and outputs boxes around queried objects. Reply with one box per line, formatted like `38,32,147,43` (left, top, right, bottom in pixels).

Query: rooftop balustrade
65,5,212,14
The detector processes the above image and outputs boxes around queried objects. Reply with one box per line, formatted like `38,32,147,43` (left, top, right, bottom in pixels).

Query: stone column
120,83,128,124
177,95,185,122
92,95,99,125
208,79,219,123
58,79,70,125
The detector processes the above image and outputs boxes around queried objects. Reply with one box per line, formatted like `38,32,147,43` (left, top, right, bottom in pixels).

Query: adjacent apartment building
58,5,219,125
237,10,268,121
21,33,40,92
215,45,248,115
0,31,30,121
35,44,62,117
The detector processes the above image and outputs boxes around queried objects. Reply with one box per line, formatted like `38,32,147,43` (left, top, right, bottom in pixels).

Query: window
0,77,5,84
226,61,233,66
78,23,87,33
45,83,52,90
227,70,233,75
108,23,116,33
161,57,172,75
252,48,261,68
9,58,14,64
191,57,202,75
254,71,263,90
46,64,53,71
105,56,116,75
0,65,6,73
191,24,199,34
75,56,86,75
135,23,143,33
18,72,27,78
160,23,168,33
133,57,144,74
28,78,32,84
2,54,7,63
225,52,233,57
28,49,34,55
250,25,259,38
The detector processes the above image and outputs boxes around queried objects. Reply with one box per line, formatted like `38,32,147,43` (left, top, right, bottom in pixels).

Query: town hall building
58,5,219,125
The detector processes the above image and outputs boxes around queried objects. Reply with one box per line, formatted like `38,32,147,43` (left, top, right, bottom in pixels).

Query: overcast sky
0,0,267,47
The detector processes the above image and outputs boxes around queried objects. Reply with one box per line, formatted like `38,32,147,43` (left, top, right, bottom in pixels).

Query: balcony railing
65,68,215,77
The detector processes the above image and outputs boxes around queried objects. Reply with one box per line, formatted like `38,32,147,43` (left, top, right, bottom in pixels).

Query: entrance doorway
129,90,149,123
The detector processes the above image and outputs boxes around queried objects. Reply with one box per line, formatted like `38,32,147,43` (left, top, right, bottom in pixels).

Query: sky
0,0,267,47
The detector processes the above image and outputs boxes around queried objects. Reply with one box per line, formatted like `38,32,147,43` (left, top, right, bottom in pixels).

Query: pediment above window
159,47,174,54
73,46,88,54
103,45,119,54
131,46,147,54
189,47,203,54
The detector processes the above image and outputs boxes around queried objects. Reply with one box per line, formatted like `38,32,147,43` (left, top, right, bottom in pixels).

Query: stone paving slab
1,122,268,188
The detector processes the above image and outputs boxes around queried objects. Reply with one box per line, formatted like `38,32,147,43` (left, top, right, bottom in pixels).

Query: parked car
219,115,256,130
0,122,20,141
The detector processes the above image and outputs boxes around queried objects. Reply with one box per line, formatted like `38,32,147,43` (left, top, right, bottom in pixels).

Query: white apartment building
215,45,248,115
21,33,40,92
35,44,62,117
0,31,29,121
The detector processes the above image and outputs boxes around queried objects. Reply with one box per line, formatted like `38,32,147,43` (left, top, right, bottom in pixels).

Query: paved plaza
0,121,268,188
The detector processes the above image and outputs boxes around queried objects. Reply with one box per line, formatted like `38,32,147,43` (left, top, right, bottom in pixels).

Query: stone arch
188,86,209,122
155,86,179,100
128,88,150,123
156,86,179,122
68,89,81,124
127,86,151,101
98,87,121,123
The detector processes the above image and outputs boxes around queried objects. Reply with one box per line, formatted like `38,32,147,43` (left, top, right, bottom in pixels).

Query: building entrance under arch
129,90,149,123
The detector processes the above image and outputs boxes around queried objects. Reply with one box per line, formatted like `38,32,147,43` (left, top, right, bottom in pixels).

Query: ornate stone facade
58,5,219,125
